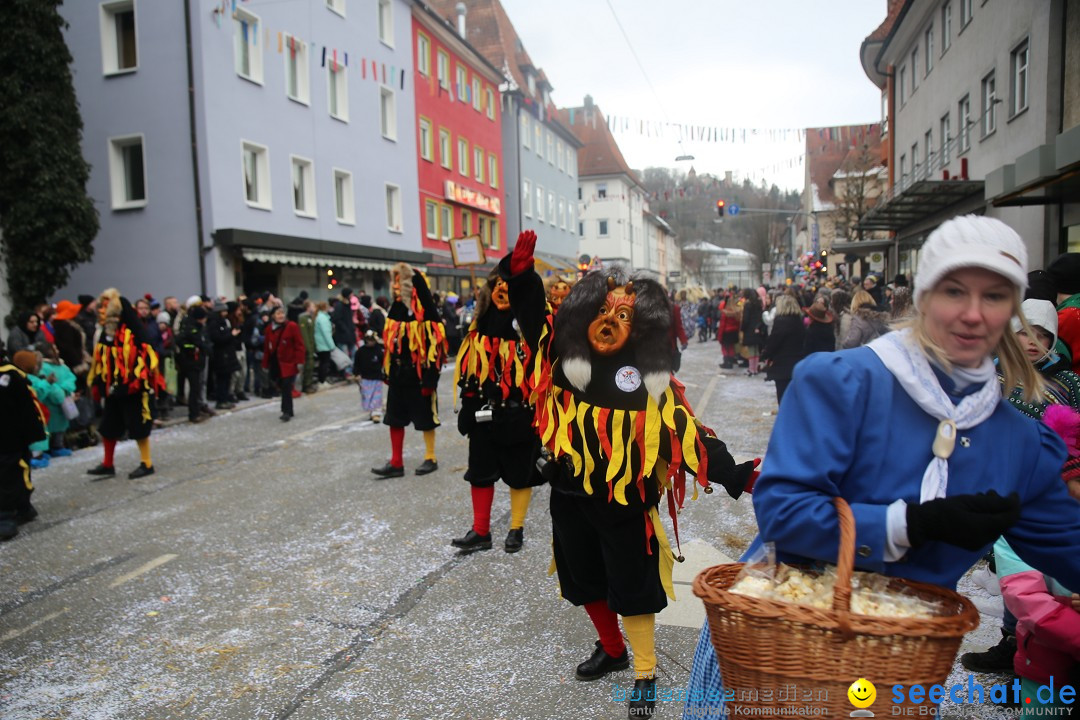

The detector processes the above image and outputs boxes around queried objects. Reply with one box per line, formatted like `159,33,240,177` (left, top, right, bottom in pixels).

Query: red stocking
102,438,117,469
584,600,626,657
389,426,404,468
471,485,495,536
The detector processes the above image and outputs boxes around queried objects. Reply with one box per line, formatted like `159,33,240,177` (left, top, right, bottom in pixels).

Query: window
534,124,542,157
925,26,934,75
461,210,472,237
472,78,481,111
425,199,439,239
417,118,433,162
322,64,346,122
234,8,262,84
557,141,565,172
291,156,316,217
981,71,996,137
457,137,469,177
333,169,354,224
327,0,346,16
380,86,397,140
899,66,907,105
100,1,137,75
456,65,467,102
521,114,530,148
557,198,565,230
1010,39,1029,116
547,132,554,165
437,51,449,90
942,2,952,52
284,33,309,104
911,142,919,180
536,185,544,222
568,203,575,234
473,146,484,183
523,179,532,217
377,0,393,46
940,113,951,165
547,192,555,226
416,33,430,76
439,127,451,169
488,219,499,250
924,129,933,172
578,222,584,237
899,154,907,187
958,95,971,153
108,134,146,209
440,205,453,241
881,90,889,135
598,219,609,236
385,183,402,232
960,0,972,28
488,154,498,188
597,182,607,199
241,140,270,209
486,88,495,120
910,48,918,93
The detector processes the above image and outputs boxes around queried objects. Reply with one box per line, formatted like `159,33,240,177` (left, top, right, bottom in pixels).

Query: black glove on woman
906,490,1021,550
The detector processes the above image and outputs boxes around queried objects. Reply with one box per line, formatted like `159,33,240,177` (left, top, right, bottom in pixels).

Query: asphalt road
0,341,1008,720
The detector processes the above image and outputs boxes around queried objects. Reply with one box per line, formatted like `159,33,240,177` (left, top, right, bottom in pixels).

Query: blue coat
314,311,335,353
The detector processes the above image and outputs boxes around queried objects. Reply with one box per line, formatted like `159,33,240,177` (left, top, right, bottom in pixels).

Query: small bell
703,485,714,494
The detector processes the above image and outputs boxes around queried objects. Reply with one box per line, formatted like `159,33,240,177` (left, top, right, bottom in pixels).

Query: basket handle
831,497,855,616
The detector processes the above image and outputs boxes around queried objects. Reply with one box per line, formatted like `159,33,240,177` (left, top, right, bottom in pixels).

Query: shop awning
240,248,404,272
857,179,984,231
534,251,577,275
829,238,897,254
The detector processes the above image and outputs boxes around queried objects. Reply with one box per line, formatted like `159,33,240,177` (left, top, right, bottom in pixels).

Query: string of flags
603,115,882,148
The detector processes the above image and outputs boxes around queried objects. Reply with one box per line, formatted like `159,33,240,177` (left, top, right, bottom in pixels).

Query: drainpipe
183,0,208,295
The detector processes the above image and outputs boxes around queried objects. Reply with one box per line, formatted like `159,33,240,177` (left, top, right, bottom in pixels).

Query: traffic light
716,199,726,218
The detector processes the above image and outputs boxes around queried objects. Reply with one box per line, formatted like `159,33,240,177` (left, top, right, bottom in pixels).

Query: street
1,342,1005,720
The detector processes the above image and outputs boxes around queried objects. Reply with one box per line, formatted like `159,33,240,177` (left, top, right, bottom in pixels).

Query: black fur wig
552,266,673,400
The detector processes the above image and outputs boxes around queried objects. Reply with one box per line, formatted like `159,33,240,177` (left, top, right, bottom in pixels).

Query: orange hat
53,300,81,321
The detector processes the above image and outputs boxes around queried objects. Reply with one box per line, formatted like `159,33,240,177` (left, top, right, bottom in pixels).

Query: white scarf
867,328,1000,502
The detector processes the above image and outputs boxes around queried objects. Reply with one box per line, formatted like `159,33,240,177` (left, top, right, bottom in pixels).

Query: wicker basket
692,498,979,717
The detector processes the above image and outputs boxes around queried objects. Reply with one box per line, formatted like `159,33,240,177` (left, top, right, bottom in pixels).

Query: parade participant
86,289,163,480
544,274,574,315
501,230,757,719
683,215,1080,720
1047,253,1080,370
451,270,544,554
0,342,47,541
354,330,385,423
371,263,447,478
261,305,305,422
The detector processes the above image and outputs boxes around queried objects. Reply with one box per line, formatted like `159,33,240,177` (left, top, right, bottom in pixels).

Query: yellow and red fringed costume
89,323,165,421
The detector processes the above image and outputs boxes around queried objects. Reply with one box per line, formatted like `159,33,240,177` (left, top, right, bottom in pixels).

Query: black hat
78,294,94,307
1025,270,1057,302
1047,254,1080,296
189,306,208,320
342,287,353,298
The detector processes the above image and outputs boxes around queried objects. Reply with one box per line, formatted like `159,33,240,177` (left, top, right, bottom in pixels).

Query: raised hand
510,230,538,276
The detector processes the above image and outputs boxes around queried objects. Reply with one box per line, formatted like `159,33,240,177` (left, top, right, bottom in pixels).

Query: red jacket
262,321,306,378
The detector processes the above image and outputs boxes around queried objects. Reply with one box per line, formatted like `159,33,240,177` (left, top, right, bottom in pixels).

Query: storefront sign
445,180,502,215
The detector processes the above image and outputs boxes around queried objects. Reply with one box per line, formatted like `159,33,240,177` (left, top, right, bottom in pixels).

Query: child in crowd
354,330,385,423
37,343,77,458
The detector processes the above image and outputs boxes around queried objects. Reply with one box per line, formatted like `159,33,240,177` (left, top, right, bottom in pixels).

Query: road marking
695,375,720,415
109,553,178,588
0,607,71,642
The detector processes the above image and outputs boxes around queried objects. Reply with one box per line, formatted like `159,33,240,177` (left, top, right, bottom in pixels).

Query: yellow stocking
622,613,656,679
423,429,437,462
136,438,153,468
508,487,532,529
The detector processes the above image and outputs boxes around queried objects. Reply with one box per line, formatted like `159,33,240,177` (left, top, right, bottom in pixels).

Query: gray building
59,0,426,302
426,0,582,271
859,0,1071,272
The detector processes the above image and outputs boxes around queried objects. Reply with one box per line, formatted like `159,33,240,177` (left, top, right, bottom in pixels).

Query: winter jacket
207,316,240,373
36,361,76,434
298,312,317,360
368,306,387,338
741,301,766,347
996,537,1079,687
803,320,836,354
5,325,41,354
52,319,89,376
314,311,335,352
262,321,306,378
842,308,891,349
331,299,355,347
761,315,806,381
353,343,385,380
175,317,209,373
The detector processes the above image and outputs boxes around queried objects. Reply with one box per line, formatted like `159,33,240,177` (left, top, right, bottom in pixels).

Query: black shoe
450,529,492,553
960,629,1016,673
215,402,235,410
86,463,116,479
414,459,438,475
0,512,17,542
190,414,208,424
628,677,656,718
504,527,524,553
236,393,250,402
280,413,292,422
575,640,630,681
371,462,405,478
128,463,155,479
15,504,38,525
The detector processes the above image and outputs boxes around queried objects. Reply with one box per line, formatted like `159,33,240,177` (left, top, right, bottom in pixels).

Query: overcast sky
499,0,886,191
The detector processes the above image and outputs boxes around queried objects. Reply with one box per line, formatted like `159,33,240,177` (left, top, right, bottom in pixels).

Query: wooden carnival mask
491,278,510,311
549,281,572,308
588,278,636,356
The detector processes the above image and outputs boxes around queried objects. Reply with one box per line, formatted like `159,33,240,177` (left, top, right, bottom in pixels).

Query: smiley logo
847,678,876,710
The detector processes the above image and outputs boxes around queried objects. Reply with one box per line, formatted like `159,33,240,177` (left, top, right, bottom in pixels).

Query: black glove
906,491,1021,551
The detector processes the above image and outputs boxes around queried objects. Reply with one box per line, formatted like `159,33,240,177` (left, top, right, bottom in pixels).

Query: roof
557,104,641,184
859,0,908,88
805,124,883,209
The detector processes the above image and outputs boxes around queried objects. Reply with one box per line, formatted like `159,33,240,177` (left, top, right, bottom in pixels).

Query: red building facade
411,6,504,290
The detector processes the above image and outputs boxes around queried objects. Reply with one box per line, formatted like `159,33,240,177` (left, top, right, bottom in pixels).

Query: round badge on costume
615,366,642,392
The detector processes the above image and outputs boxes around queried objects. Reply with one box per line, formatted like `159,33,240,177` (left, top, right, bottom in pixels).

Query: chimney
584,94,594,109
455,2,466,39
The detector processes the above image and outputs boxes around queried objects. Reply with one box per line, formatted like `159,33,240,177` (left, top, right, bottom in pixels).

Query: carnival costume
371,264,447,478
501,231,756,719
451,270,545,554
0,358,47,540
87,290,164,480
543,274,574,316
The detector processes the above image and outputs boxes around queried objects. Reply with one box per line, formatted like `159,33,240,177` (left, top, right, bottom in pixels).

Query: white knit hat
914,215,1028,305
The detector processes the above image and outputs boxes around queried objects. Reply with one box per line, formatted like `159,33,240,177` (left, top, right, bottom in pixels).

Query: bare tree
832,144,883,243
